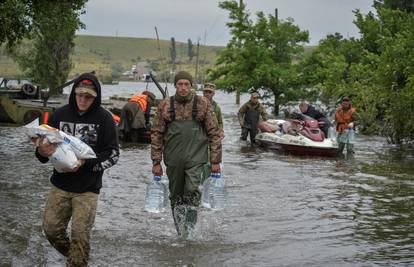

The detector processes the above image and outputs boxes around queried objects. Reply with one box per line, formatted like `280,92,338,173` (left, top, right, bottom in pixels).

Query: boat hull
255,132,339,157
0,96,58,125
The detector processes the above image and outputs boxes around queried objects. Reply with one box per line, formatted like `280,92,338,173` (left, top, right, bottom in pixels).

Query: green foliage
110,62,123,80
170,37,176,69
374,0,414,13
187,39,194,62
209,0,309,115
304,4,414,143
0,0,33,47
7,1,86,95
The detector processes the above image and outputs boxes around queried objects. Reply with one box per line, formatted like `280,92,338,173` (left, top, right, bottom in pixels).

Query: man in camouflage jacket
151,71,222,237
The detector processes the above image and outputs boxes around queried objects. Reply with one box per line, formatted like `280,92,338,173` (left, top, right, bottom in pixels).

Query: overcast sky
77,0,375,46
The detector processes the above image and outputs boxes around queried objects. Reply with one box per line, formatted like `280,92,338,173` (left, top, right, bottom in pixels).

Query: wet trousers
338,142,354,154
240,126,257,143
42,185,98,267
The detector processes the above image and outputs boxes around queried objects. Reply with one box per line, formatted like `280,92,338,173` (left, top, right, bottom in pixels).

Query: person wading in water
151,71,222,238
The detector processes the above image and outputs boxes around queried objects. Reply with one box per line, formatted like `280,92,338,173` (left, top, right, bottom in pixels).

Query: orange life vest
335,107,356,133
128,94,148,111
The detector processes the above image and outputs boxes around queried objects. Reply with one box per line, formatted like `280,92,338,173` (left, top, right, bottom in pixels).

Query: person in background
33,73,119,266
299,101,332,137
335,96,359,155
151,71,222,238
203,82,224,136
118,90,156,141
238,92,268,143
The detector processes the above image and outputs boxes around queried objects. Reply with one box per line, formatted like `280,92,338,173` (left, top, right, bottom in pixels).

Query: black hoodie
36,73,119,194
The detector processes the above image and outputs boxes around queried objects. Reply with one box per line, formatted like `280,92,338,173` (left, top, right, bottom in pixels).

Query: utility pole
201,29,207,85
194,39,200,87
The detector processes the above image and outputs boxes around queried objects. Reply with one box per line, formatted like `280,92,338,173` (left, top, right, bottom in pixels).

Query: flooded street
1,82,414,266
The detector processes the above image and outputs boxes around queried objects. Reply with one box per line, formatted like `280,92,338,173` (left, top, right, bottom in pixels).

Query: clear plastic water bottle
347,128,355,144
201,172,227,210
327,126,336,139
145,175,167,213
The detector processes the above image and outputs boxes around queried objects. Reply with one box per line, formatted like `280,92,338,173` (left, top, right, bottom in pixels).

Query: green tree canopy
209,0,309,115
303,2,414,144
8,1,86,95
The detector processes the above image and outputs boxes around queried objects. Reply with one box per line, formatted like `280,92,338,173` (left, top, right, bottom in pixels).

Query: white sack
23,118,96,173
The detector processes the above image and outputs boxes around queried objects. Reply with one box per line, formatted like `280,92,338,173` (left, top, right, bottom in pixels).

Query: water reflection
1,84,414,266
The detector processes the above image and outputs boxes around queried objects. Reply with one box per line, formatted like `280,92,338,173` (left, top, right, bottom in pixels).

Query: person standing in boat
33,73,119,266
335,96,359,155
238,92,268,143
203,82,224,136
151,71,222,238
299,101,332,138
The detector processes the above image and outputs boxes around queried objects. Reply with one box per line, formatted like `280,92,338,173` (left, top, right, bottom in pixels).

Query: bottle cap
212,172,221,179
153,175,161,181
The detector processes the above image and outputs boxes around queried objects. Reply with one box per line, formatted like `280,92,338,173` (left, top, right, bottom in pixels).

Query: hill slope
0,35,223,79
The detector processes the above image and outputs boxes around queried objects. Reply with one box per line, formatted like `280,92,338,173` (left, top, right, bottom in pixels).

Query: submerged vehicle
0,77,57,124
255,117,339,157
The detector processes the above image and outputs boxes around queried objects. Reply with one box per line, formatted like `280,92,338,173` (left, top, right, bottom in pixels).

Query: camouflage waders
42,185,98,267
163,119,208,237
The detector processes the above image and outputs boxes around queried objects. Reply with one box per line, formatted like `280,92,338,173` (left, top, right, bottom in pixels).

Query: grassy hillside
0,34,223,80
1,35,316,81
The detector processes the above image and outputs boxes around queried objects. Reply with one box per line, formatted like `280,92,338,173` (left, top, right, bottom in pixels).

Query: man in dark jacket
34,73,119,267
299,102,332,137
238,92,268,143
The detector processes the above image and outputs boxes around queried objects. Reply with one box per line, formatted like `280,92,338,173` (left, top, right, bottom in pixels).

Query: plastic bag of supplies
24,118,96,172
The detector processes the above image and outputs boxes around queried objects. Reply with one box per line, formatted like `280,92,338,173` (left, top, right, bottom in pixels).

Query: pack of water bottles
144,175,168,213
201,172,227,210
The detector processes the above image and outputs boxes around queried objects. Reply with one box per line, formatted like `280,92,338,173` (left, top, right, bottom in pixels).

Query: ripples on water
1,83,414,266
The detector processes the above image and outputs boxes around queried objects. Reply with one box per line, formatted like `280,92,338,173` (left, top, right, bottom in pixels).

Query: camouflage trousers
42,185,98,267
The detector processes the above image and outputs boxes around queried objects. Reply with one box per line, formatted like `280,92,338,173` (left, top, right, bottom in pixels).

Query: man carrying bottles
151,71,222,238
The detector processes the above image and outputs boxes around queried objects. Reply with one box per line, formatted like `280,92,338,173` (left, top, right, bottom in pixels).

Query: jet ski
255,117,339,157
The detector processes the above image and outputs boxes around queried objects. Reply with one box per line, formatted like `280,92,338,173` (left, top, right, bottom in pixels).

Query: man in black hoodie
35,73,119,266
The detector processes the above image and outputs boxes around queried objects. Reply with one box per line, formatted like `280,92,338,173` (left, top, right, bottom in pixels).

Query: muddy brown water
1,82,414,266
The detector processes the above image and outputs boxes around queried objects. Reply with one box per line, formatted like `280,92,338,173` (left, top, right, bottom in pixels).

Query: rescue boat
255,118,339,157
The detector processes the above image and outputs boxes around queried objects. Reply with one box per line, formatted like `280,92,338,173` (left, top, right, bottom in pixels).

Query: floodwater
1,82,414,266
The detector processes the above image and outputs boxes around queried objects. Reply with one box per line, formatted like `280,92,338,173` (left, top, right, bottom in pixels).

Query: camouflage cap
203,83,216,92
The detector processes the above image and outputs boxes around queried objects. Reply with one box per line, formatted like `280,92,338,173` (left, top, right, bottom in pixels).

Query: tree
8,1,86,95
170,37,176,71
303,3,414,143
187,38,194,62
0,0,33,47
374,0,414,12
209,0,309,114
